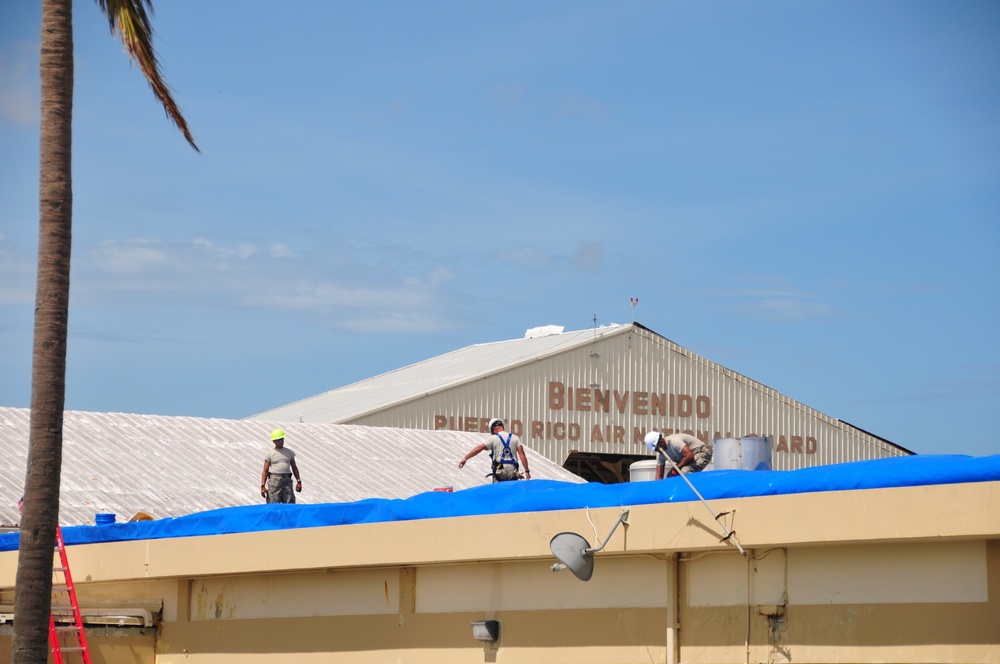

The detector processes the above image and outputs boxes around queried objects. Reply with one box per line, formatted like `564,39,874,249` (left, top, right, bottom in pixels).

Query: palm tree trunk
13,0,74,661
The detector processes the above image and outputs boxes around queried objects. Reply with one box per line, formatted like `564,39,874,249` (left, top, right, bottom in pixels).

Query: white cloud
424,265,455,288
506,246,556,269
705,274,840,322
489,83,527,111
734,298,837,322
498,241,604,273
0,43,39,126
551,93,610,122
0,234,35,305
96,239,171,273
572,241,603,270
76,236,459,333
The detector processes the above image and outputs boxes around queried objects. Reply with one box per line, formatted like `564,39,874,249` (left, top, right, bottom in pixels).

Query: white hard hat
644,431,661,451
488,418,503,432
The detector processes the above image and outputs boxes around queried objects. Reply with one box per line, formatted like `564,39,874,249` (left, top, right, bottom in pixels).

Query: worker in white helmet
644,430,713,478
458,418,532,482
261,428,302,502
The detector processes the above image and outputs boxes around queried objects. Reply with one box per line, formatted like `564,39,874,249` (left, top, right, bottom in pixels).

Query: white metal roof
0,407,583,528
249,324,626,423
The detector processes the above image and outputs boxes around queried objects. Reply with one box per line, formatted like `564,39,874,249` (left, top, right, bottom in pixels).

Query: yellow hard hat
270,428,285,441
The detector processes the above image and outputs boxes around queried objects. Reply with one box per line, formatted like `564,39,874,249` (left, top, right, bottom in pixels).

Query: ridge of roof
248,324,631,422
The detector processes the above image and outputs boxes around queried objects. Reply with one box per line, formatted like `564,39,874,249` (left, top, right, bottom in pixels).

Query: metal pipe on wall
667,553,679,664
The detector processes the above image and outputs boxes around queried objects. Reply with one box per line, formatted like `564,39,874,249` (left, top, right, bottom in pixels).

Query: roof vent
524,325,565,339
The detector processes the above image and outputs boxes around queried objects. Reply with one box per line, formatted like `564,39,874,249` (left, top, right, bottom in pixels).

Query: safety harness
489,433,521,481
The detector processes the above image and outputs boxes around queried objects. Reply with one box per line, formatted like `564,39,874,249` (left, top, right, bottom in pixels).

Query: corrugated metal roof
0,407,583,528
249,325,626,423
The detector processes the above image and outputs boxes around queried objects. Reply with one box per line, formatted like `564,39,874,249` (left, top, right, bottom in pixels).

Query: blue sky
1,1,998,457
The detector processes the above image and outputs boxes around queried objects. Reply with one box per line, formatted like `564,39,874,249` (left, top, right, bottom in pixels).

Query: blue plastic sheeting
2,454,998,552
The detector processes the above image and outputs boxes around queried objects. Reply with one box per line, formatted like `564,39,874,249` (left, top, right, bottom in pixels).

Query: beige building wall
1,480,997,663
341,325,906,470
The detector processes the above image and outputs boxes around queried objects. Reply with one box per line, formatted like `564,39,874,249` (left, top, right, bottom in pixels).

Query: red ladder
48,525,92,664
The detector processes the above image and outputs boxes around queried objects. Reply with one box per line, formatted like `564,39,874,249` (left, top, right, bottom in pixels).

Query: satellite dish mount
549,509,629,581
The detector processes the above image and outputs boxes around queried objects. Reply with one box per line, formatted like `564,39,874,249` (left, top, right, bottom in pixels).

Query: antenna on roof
629,297,638,324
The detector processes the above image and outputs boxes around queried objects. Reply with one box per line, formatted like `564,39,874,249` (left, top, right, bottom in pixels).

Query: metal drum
711,436,772,471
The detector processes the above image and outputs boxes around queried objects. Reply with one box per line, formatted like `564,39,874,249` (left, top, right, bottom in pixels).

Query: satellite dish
550,532,594,581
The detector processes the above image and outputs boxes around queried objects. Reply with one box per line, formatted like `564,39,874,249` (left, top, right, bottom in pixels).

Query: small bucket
95,513,116,526
629,459,659,482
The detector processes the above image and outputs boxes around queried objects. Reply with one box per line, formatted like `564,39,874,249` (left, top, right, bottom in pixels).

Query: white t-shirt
266,447,296,474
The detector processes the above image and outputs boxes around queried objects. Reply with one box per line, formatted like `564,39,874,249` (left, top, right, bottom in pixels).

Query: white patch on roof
524,325,565,338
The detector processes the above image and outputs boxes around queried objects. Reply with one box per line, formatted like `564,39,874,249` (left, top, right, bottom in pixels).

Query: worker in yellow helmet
260,428,302,503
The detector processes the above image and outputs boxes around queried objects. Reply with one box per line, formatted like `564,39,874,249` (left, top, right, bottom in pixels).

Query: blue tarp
3,454,998,552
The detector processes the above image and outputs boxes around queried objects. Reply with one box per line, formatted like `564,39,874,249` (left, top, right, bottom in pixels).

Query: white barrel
629,459,659,482
711,437,772,471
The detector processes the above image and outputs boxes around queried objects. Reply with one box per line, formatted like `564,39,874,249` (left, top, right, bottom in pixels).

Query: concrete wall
1,480,997,663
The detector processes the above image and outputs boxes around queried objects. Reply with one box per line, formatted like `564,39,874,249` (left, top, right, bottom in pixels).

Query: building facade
252,323,910,476
1,466,996,664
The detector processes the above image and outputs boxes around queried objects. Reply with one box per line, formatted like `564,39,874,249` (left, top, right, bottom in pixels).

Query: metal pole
664,456,746,557
585,509,629,554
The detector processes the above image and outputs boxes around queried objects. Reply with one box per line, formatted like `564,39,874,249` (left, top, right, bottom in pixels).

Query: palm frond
96,0,199,151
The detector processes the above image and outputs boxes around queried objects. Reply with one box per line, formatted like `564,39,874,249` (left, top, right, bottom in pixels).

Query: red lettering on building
549,381,565,409
650,392,667,416
696,396,711,418
592,424,606,443
677,395,693,418
431,408,819,456
594,389,610,413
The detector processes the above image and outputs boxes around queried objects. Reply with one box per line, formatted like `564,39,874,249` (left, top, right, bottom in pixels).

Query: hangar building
251,322,911,480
